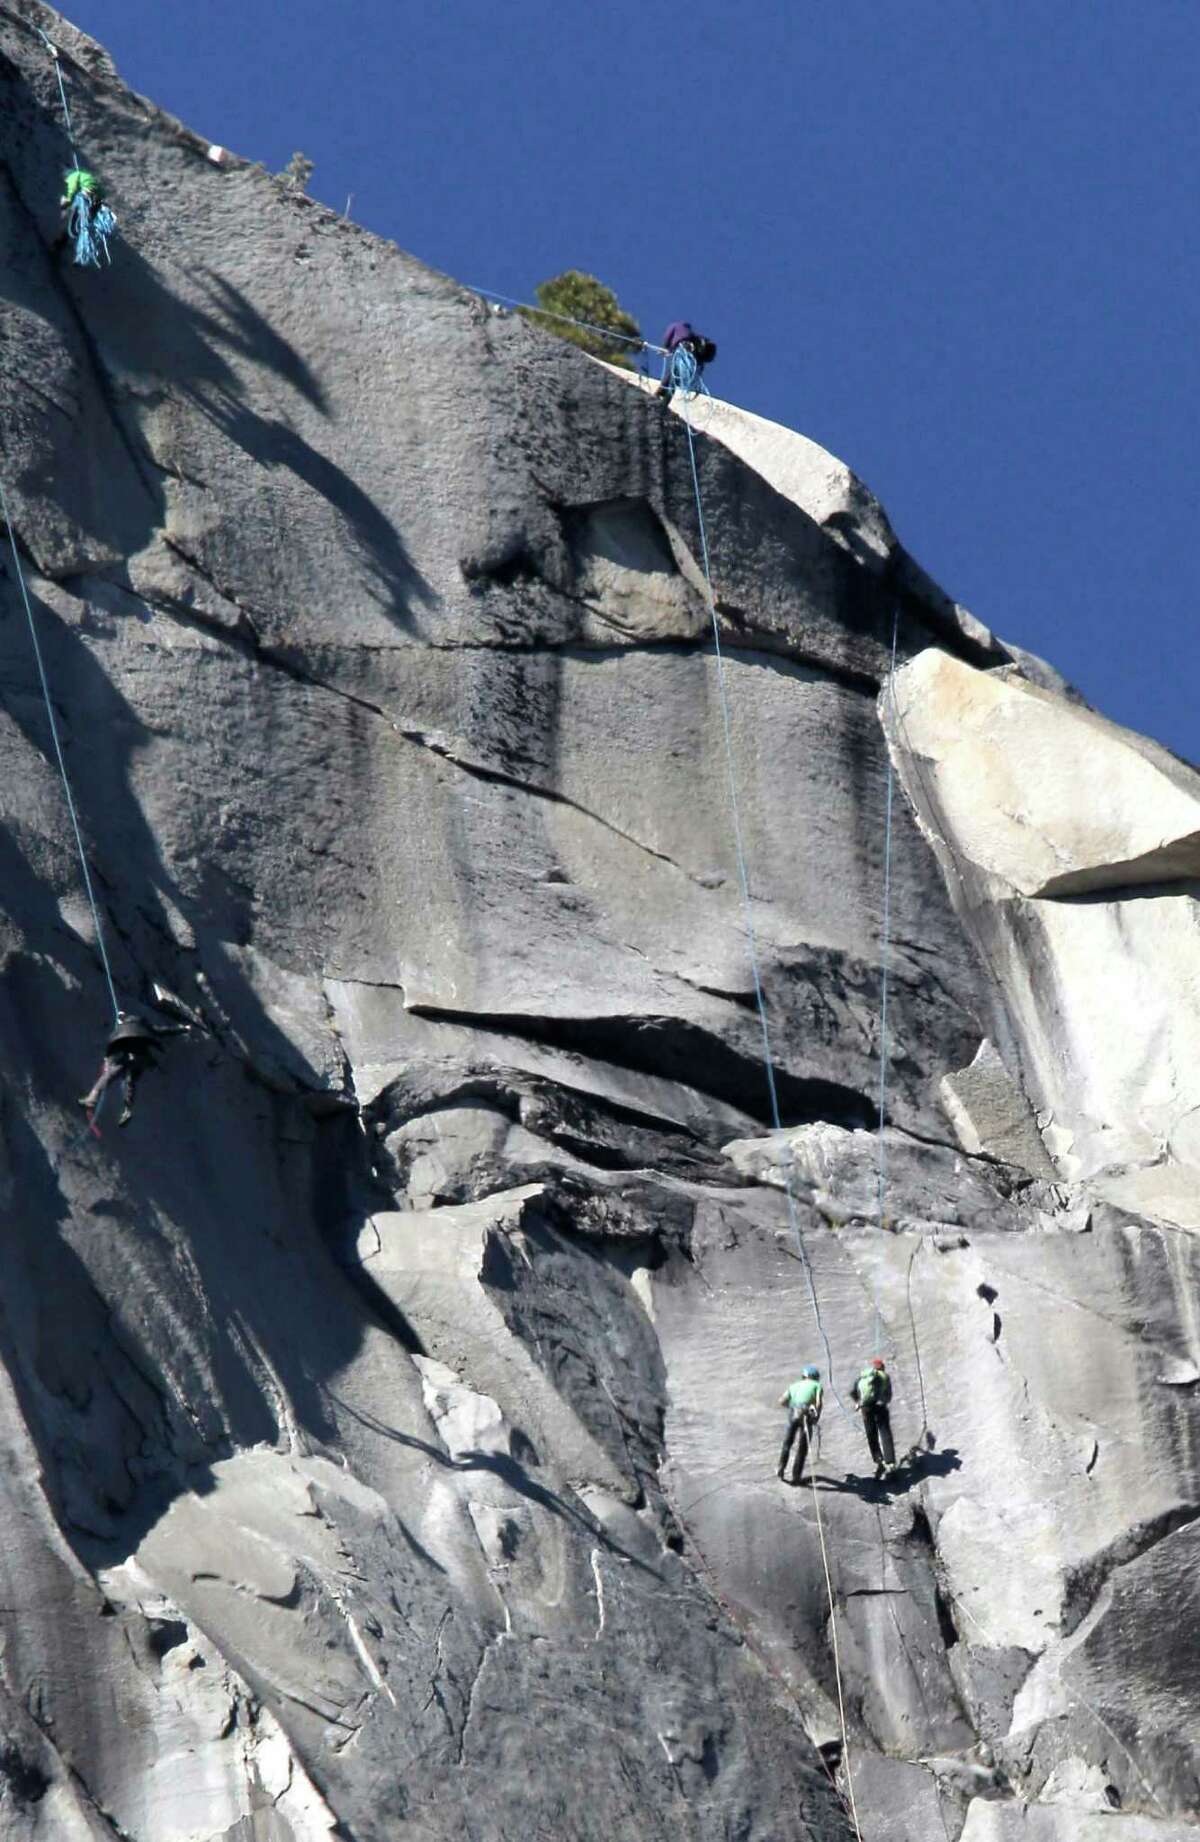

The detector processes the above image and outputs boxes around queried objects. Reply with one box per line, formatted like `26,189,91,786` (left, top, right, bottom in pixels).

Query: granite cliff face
0,5,1197,1839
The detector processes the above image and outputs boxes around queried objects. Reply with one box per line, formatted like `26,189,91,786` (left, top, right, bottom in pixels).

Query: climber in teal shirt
776,1366,823,1485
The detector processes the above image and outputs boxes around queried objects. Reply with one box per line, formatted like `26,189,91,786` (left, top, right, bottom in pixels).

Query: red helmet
870,1357,886,1370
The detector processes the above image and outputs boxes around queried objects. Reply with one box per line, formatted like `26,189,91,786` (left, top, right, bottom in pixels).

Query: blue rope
667,345,707,398
67,194,116,268
873,609,900,1351
677,398,851,1421
37,31,119,268
0,472,120,1023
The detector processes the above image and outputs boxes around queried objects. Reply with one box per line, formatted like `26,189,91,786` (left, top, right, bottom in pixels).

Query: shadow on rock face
195,271,330,415
906,1444,964,1483
0,614,426,1561
814,1445,963,1501
0,944,374,1552
320,1381,665,1583
90,245,433,631
0,580,325,1090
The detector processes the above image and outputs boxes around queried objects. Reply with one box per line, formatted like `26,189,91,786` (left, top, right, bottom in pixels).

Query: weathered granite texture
0,5,1197,1839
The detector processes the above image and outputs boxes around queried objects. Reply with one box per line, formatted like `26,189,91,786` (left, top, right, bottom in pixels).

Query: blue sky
64,0,1197,759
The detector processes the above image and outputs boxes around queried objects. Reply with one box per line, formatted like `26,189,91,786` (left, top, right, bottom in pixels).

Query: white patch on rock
890,649,1200,898
886,647,1200,1201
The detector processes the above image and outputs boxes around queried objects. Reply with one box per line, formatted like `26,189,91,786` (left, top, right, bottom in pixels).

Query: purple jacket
662,321,695,352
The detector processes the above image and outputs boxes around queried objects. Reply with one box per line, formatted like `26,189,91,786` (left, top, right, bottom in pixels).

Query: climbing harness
0,472,120,1025
35,29,118,267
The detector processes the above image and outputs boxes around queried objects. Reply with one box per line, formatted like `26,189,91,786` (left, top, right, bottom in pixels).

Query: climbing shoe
117,1107,133,1128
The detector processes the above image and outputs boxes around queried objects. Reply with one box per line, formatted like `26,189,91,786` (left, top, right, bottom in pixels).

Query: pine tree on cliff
524,270,642,366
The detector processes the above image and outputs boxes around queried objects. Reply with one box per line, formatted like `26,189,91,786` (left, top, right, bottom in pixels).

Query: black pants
862,1404,895,1469
83,1050,145,1120
779,1411,815,1482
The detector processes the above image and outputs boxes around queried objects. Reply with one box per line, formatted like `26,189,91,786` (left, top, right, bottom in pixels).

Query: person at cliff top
78,1009,173,1128
851,1357,897,1478
655,321,718,400
776,1365,823,1485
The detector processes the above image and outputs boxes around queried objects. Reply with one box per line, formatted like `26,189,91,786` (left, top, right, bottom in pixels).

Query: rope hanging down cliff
672,356,865,1836
0,474,120,1023
871,609,901,1354
808,1456,865,1842
671,343,917,1417
673,351,848,1413
34,25,80,166
35,27,118,267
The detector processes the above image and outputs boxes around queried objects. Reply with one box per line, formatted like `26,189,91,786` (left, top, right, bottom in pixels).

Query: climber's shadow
813,1472,895,1503
815,1444,962,1501
905,1444,962,1482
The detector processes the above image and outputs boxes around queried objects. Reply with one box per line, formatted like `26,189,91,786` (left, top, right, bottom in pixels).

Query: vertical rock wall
0,4,1197,1839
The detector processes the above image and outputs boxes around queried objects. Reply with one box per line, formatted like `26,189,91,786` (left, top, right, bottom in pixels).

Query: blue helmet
804,1365,820,1379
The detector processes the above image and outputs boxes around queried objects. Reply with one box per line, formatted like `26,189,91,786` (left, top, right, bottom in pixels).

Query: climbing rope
667,345,703,395
35,28,118,268
674,375,867,1836
466,286,666,356
904,1242,932,1449
0,472,120,1023
35,28,81,168
872,608,900,1351
669,1483,864,1837
675,382,851,1415
808,1445,864,1842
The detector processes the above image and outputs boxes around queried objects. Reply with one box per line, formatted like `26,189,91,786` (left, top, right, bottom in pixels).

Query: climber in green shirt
58,166,117,268
60,167,104,209
776,1365,823,1485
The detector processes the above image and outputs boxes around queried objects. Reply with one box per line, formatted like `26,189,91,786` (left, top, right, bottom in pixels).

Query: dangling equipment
668,344,705,399
36,30,119,270
62,169,117,268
